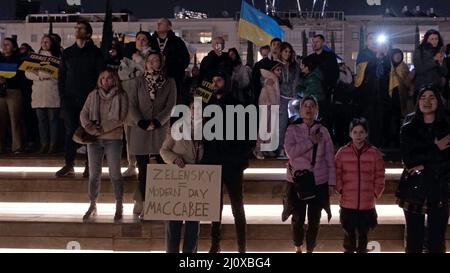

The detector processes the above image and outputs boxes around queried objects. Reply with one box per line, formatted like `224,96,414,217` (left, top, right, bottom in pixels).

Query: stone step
0,174,401,203
0,156,404,169
0,203,447,252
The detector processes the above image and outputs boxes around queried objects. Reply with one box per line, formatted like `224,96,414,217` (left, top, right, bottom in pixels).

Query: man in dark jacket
150,18,190,102
56,20,105,177
198,37,233,83
354,33,391,148
308,34,339,130
200,71,256,253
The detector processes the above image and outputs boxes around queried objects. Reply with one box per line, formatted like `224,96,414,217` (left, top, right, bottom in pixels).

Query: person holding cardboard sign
25,35,61,154
160,98,204,253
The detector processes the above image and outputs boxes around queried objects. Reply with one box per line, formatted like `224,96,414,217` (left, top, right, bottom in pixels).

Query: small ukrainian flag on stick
238,0,285,46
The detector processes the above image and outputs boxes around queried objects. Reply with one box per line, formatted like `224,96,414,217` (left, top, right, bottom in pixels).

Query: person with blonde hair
80,68,128,221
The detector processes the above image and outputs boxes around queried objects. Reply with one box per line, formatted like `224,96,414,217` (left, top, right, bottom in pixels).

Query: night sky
1,0,449,19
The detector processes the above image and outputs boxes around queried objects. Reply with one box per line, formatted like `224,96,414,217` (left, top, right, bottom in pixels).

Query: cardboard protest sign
18,53,61,78
0,63,17,79
144,164,222,221
193,80,214,103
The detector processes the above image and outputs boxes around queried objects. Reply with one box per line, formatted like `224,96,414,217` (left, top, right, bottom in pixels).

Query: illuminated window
352,51,358,60
404,52,413,65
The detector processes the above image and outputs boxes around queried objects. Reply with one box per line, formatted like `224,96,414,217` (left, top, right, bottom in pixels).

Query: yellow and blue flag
0,63,17,79
238,1,284,46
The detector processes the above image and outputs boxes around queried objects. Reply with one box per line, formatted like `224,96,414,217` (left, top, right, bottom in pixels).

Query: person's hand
310,131,322,145
173,157,185,168
434,52,444,65
408,165,424,176
435,134,450,151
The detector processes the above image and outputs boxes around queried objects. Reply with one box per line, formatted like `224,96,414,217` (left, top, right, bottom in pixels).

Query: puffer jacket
335,142,385,210
284,119,336,186
25,51,60,108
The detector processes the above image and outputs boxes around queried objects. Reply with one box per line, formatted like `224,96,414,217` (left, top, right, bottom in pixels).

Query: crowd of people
0,17,449,254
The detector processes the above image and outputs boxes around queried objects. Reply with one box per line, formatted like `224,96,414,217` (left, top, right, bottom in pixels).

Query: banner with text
144,164,222,221
18,53,61,78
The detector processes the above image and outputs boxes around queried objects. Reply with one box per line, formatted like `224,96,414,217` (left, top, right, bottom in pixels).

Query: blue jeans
87,140,123,202
166,220,200,253
35,108,59,145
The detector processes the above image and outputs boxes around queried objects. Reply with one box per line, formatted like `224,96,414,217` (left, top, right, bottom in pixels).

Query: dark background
1,0,449,20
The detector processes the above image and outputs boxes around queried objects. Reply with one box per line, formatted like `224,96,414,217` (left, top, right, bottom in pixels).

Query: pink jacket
335,143,385,210
284,121,336,186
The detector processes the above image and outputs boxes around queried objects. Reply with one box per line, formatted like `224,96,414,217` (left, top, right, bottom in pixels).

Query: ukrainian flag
238,1,284,46
0,63,17,79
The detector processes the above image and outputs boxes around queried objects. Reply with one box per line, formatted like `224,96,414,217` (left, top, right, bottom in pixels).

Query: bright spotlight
377,34,387,44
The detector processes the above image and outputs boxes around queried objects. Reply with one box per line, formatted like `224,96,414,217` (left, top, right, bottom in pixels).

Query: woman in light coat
128,51,177,218
25,34,61,154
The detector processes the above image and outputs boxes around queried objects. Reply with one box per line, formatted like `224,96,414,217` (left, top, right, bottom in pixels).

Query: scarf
89,87,121,124
144,70,166,101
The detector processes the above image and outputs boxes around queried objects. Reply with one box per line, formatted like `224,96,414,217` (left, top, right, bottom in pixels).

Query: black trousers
61,102,83,167
135,154,165,201
290,184,328,251
340,207,377,253
210,165,247,252
404,206,449,253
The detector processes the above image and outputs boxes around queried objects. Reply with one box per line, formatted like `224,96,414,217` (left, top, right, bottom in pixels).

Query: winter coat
284,119,336,186
308,50,340,91
58,41,104,107
150,30,190,83
118,57,145,126
80,88,128,140
160,131,204,165
127,75,177,155
335,143,385,210
25,51,60,108
231,64,253,104
297,70,326,102
389,62,415,117
399,114,450,208
199,50,233,81
200,93,255,170
413,44,448,89
259,69,280,106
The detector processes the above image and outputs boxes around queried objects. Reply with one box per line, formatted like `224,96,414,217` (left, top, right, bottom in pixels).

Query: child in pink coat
335,118,385,253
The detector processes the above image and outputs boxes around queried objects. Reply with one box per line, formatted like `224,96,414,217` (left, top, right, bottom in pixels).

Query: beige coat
128,76,177,155
160,132,204,164
80,89,128,140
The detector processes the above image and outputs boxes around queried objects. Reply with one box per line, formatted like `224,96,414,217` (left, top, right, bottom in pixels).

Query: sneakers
55,165,75,178
122,166,138,178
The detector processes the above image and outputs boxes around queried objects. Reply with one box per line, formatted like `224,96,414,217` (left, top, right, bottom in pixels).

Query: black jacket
150,30,190,83
0,53,23,90
199,50,233,82
413,44,448,89
399,114,450,206
200,93,256,170
58,41,104,106
308,50,339,92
